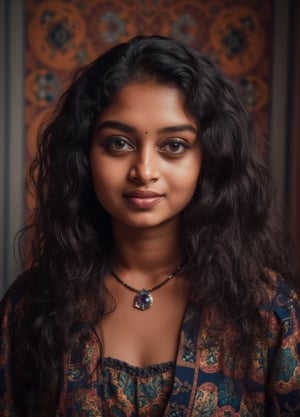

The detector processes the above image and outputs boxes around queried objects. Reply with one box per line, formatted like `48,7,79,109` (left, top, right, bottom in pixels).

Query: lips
123,190,163,209
124,190,162,198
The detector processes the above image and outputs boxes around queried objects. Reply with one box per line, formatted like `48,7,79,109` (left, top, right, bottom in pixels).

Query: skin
90,81,202,366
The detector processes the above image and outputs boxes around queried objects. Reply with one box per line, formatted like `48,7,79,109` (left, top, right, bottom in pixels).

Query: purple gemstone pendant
134,289,153,311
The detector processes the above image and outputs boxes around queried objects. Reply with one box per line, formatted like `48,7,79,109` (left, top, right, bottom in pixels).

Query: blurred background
0,0,299,295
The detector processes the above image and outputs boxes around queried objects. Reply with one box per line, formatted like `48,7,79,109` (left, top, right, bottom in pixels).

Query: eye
159,139,189,154
103,136,134,152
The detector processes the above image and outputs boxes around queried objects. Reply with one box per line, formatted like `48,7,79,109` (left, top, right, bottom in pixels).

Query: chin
116,214,180,230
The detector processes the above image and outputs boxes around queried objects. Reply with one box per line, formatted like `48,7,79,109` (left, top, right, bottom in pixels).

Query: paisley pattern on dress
1,273,300,416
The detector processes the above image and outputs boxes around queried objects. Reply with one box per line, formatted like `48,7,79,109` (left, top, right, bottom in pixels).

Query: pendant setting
134,289,153,311
110,262,184,311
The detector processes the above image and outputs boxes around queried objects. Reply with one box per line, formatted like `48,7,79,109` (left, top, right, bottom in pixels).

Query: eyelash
159,140,190,154
102,136,190,155
103,136,133,151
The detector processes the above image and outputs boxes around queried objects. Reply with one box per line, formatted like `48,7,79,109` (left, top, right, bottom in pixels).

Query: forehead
98,82,196,128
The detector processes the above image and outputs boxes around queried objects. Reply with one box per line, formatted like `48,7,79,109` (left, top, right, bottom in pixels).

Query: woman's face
90,81,202,230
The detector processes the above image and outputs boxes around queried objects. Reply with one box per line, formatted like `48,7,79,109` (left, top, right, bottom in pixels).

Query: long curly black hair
16,35,298,398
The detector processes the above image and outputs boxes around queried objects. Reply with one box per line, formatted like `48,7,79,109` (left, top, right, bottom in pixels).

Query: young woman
1,35,299,416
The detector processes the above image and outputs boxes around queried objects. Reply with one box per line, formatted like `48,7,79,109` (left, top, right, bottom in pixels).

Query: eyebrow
95,120,197,134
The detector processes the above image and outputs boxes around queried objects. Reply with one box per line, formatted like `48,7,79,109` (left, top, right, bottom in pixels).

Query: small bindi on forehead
145,130,149,135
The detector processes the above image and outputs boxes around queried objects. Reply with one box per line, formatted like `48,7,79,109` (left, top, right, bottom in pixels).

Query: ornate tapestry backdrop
25,0,272,214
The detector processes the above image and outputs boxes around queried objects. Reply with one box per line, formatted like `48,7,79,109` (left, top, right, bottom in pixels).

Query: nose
128,146,160,184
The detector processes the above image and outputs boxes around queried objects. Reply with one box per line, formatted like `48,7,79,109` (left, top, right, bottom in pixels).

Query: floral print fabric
98,358,174,417
0,272,300,416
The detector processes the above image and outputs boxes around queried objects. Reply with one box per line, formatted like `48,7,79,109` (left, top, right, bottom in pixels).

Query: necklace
111,263,184,311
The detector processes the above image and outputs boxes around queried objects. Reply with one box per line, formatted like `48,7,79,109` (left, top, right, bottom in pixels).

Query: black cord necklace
111,263,184,311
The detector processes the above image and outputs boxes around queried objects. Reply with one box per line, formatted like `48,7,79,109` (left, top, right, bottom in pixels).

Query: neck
111,219,184,278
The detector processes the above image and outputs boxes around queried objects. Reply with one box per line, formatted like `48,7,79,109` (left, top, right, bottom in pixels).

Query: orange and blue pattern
1,272,300,416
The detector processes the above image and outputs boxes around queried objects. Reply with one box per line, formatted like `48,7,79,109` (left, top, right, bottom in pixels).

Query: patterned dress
0,272,300,416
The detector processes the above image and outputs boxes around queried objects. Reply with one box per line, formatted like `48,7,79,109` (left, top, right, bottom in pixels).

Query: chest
98,281,188,367
54,307,269,417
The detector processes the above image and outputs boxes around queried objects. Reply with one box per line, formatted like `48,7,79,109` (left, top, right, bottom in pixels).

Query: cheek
90,165,112,201
90,172,115,212
91,156,119,186
168,158,201,193
166,172,199,203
